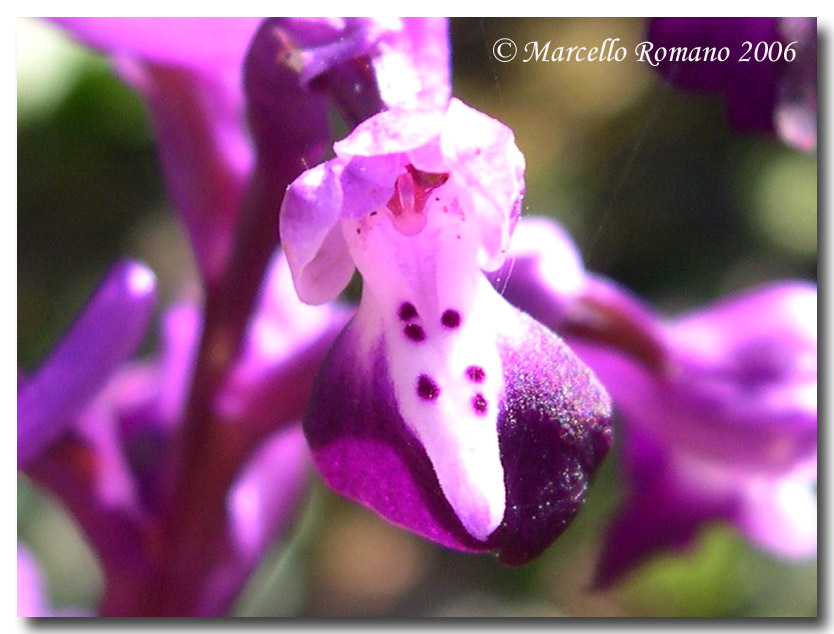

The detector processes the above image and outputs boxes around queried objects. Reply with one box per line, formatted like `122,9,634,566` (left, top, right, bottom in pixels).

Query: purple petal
216,250,350,430
279,161,356,305
672,282,816,370
737,457,817,558
487,216,586,325
490,310,613,565
338,156,401,219
18,261,156,468
566,281,817,581
282,101,524,305
156,304,201,425
333,107,445,158
304,314,485,553
439,99,525,270
228,424,312,559
667,282,817,471
279,152,408,306
51,18,261,68
396,18,451,109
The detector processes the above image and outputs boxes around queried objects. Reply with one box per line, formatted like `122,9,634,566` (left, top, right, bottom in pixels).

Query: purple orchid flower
646,17,817,151
280,99,613,565
491,216,817,585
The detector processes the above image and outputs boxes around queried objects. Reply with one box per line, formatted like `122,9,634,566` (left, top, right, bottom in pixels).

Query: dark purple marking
466,366,486,383
398,302,418,322
441,309,461,329
417,375,440,401
472,393,488,415
404,324,426,342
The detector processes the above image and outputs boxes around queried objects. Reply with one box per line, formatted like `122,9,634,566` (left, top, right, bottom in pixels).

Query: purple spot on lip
399,302,418,322
417,375,440,401
466,366,485,383
404,324,426,342
472,393,488,415
441,309,461,329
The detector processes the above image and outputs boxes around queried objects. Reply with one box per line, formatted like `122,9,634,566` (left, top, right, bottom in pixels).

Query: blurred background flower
18,17,816,616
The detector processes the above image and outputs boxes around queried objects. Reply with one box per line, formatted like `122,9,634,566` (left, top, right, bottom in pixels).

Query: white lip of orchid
342,170,509,541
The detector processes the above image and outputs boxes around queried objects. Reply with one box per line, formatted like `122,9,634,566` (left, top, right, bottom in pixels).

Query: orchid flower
280,100,613,565
491,216,817,585
646,17,817,151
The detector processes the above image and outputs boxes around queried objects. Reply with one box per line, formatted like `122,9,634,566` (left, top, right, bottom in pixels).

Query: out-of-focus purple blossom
52,18,262,282
281,102,612,565
574,280,817,586
647,17,817,151
17,260,156,468
492,216,818,585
